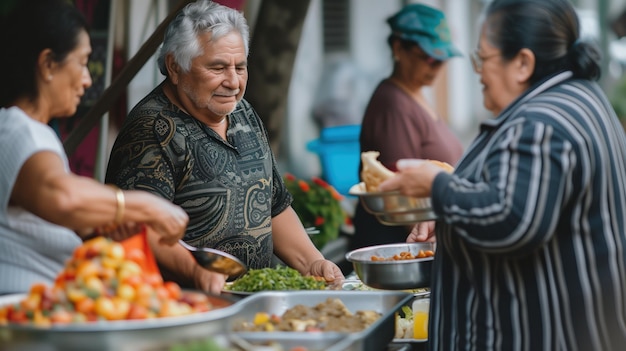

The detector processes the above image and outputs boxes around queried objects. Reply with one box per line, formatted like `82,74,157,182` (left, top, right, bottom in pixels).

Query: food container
345,243,435,290
0,293,240,351
411,297,430,340
348,183,437,224
391,295,430,344
228,290,413,351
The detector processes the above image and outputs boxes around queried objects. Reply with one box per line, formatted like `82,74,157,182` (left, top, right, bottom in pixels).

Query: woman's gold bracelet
107,184,125,224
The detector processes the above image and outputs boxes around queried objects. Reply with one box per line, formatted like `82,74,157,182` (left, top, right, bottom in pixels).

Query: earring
47,75,53,81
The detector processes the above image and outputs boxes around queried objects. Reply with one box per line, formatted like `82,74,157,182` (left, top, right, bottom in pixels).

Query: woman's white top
0,106,81,294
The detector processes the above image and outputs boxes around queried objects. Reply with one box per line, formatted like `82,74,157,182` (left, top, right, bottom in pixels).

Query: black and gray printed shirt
106,83,292,269
428,71,626,351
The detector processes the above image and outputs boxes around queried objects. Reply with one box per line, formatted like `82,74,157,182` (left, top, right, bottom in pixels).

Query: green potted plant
283,173,346,250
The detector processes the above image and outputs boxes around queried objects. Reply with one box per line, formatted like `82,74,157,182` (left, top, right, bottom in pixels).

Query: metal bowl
377,210,437,225
345,243,435,290
348,183,435,225
0,292,240,351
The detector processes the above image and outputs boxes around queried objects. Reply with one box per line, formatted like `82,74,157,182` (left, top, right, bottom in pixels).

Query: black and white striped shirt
429,71,626,351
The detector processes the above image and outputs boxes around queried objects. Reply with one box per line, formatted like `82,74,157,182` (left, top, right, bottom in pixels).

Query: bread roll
361,152,455,192
361,151,395,192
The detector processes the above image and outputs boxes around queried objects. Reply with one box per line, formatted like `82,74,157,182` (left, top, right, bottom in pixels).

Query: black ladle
179,240,247,279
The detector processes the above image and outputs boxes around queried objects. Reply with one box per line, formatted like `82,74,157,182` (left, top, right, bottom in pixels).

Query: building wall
126,0,169,110
283,0,485,179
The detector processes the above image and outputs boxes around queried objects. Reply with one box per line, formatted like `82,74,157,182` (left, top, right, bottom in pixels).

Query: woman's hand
407,221,436,243
78,191,189,246
137,193,189,246
192,264,228,295
378,159,443,197
307,259,345,285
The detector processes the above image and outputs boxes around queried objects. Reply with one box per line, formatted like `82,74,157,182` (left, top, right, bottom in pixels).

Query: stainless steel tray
228,290,414,351
0,293,241,351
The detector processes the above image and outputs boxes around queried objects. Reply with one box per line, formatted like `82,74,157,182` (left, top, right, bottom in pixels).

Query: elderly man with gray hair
107,0,344,294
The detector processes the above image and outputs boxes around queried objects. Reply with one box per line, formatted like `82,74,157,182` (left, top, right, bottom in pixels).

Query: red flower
298,180,310,192
312,176,328,187
330,189,344,201
283,173,347,250
314,216,325,226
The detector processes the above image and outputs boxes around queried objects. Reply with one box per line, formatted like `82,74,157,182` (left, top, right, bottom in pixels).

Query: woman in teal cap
350,3,464,250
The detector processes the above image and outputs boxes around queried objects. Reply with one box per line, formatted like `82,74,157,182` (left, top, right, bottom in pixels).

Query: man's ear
515,48,535,84
165,54,180,85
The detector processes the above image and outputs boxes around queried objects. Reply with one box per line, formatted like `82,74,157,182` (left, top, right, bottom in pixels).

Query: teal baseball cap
387,3,462,61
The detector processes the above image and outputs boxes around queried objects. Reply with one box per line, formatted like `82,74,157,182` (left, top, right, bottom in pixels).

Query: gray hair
157,0,250,76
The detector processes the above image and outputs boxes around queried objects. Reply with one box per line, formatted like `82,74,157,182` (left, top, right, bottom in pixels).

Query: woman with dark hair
0,0,188,295
350,3,463,251
379,0,626,350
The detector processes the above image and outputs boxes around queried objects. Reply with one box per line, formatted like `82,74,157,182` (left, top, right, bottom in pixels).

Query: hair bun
568,39,601,81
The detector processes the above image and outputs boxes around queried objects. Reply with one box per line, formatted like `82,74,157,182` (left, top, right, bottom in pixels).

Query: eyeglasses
470,49,500,72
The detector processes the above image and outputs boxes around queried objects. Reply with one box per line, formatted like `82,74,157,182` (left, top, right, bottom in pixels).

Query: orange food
371,250,435,261
0,237,217,326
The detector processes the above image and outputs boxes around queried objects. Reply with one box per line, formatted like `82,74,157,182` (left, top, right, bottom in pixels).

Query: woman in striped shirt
379,0,626,350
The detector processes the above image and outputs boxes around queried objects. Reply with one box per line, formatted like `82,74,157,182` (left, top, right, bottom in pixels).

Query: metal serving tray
0,293,241,351
228,290,414,351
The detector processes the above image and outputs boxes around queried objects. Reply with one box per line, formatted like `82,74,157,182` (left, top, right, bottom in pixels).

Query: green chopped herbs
401,305,413,320
226,265,326,292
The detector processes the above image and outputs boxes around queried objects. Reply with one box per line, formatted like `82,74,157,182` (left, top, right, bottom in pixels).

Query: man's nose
222,67,238,87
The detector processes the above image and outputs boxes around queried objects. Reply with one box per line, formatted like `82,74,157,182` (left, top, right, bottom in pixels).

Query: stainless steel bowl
377,210,437,225
349,183,436,225
0,292,241,351
345,243,435,290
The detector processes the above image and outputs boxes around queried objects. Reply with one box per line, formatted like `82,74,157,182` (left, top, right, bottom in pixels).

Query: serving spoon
178,240,247,280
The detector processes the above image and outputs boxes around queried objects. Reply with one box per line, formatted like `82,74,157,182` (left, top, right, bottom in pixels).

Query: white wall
127,0,169,109
444,0,477,137
281,0,325,178
283,0,485,178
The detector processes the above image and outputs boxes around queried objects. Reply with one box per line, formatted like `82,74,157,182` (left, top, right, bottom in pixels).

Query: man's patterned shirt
106,84,292,269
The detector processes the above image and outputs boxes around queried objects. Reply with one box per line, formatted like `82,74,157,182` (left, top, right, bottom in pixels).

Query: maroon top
350,79,464,251
359,79,463,172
